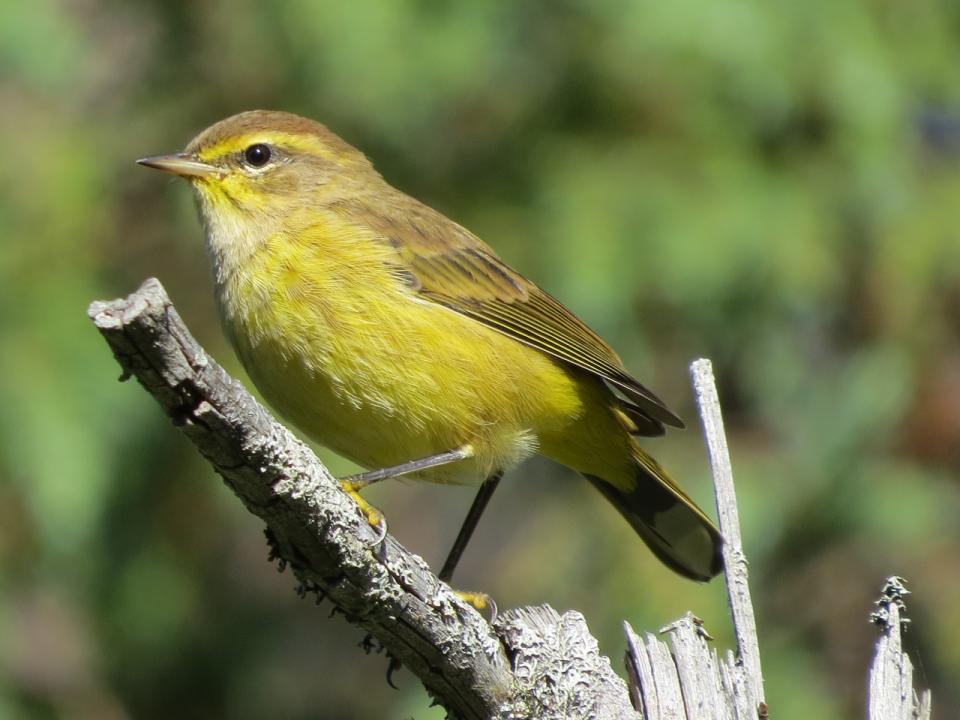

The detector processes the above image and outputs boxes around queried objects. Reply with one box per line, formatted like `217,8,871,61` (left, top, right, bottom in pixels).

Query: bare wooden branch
625,613,764,720
87,278,638,720
624,621,686,719
690,359,765,708
868,578,932,720
624,360,767,719
497,607,639,719
624,363,937,720
90,280,935,720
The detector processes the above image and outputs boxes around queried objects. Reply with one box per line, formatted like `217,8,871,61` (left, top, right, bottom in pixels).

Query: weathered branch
691,359,765,707
89,280,934,719
87,278,638,720
868,578,932,720
623,360,766,720
622,363,932,720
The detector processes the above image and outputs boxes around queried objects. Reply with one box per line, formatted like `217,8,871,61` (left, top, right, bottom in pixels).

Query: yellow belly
219,231,593,484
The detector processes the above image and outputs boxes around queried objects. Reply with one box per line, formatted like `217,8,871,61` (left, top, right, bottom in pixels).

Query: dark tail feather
584,450,723,581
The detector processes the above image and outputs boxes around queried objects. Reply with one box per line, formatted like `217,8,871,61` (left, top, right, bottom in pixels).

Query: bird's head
138,110,379,265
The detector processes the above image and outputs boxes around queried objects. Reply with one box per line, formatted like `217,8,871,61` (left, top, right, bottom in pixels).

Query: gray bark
868,578,932,720
620,363,932,720
88,278,639,720
88,280,934,720
623,361,767,720
691,359,765,711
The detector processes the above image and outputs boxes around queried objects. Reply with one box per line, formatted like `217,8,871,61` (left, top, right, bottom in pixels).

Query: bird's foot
340,480,387,545
453,590,497,622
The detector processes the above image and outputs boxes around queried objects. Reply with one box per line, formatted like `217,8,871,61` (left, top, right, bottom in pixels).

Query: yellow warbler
139,110,722,584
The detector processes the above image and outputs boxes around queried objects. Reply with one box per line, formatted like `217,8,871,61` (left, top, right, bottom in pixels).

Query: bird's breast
213,223,586,482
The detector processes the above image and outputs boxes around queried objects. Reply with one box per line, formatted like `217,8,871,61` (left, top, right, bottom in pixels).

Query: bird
138,110,723,589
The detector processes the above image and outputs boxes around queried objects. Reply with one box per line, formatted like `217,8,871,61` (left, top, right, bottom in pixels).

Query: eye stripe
195,132,357,165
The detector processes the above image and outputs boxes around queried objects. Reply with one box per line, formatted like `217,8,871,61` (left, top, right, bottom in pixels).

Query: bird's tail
584,443,723,582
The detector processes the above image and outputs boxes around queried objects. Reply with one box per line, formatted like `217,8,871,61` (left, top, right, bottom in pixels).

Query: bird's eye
243,143,272,168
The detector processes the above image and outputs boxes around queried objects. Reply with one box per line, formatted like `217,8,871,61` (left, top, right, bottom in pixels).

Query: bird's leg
439,472,503,618
341,445,474,491
339,445,474,533
340,449,501,618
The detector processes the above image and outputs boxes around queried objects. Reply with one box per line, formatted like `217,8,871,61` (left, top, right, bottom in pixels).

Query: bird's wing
337,194,684,429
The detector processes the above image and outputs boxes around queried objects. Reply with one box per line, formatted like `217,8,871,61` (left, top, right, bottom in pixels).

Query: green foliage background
2,1,959,718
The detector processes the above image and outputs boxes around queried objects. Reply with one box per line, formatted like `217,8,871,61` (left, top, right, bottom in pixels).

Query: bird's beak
136,153,222,178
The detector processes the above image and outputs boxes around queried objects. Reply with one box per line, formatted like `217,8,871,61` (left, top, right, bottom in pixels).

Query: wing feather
332,193,684,429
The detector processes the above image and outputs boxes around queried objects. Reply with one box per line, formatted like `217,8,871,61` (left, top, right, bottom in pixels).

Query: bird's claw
369,512,388,547
339,479,388,547
454,590,498,623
